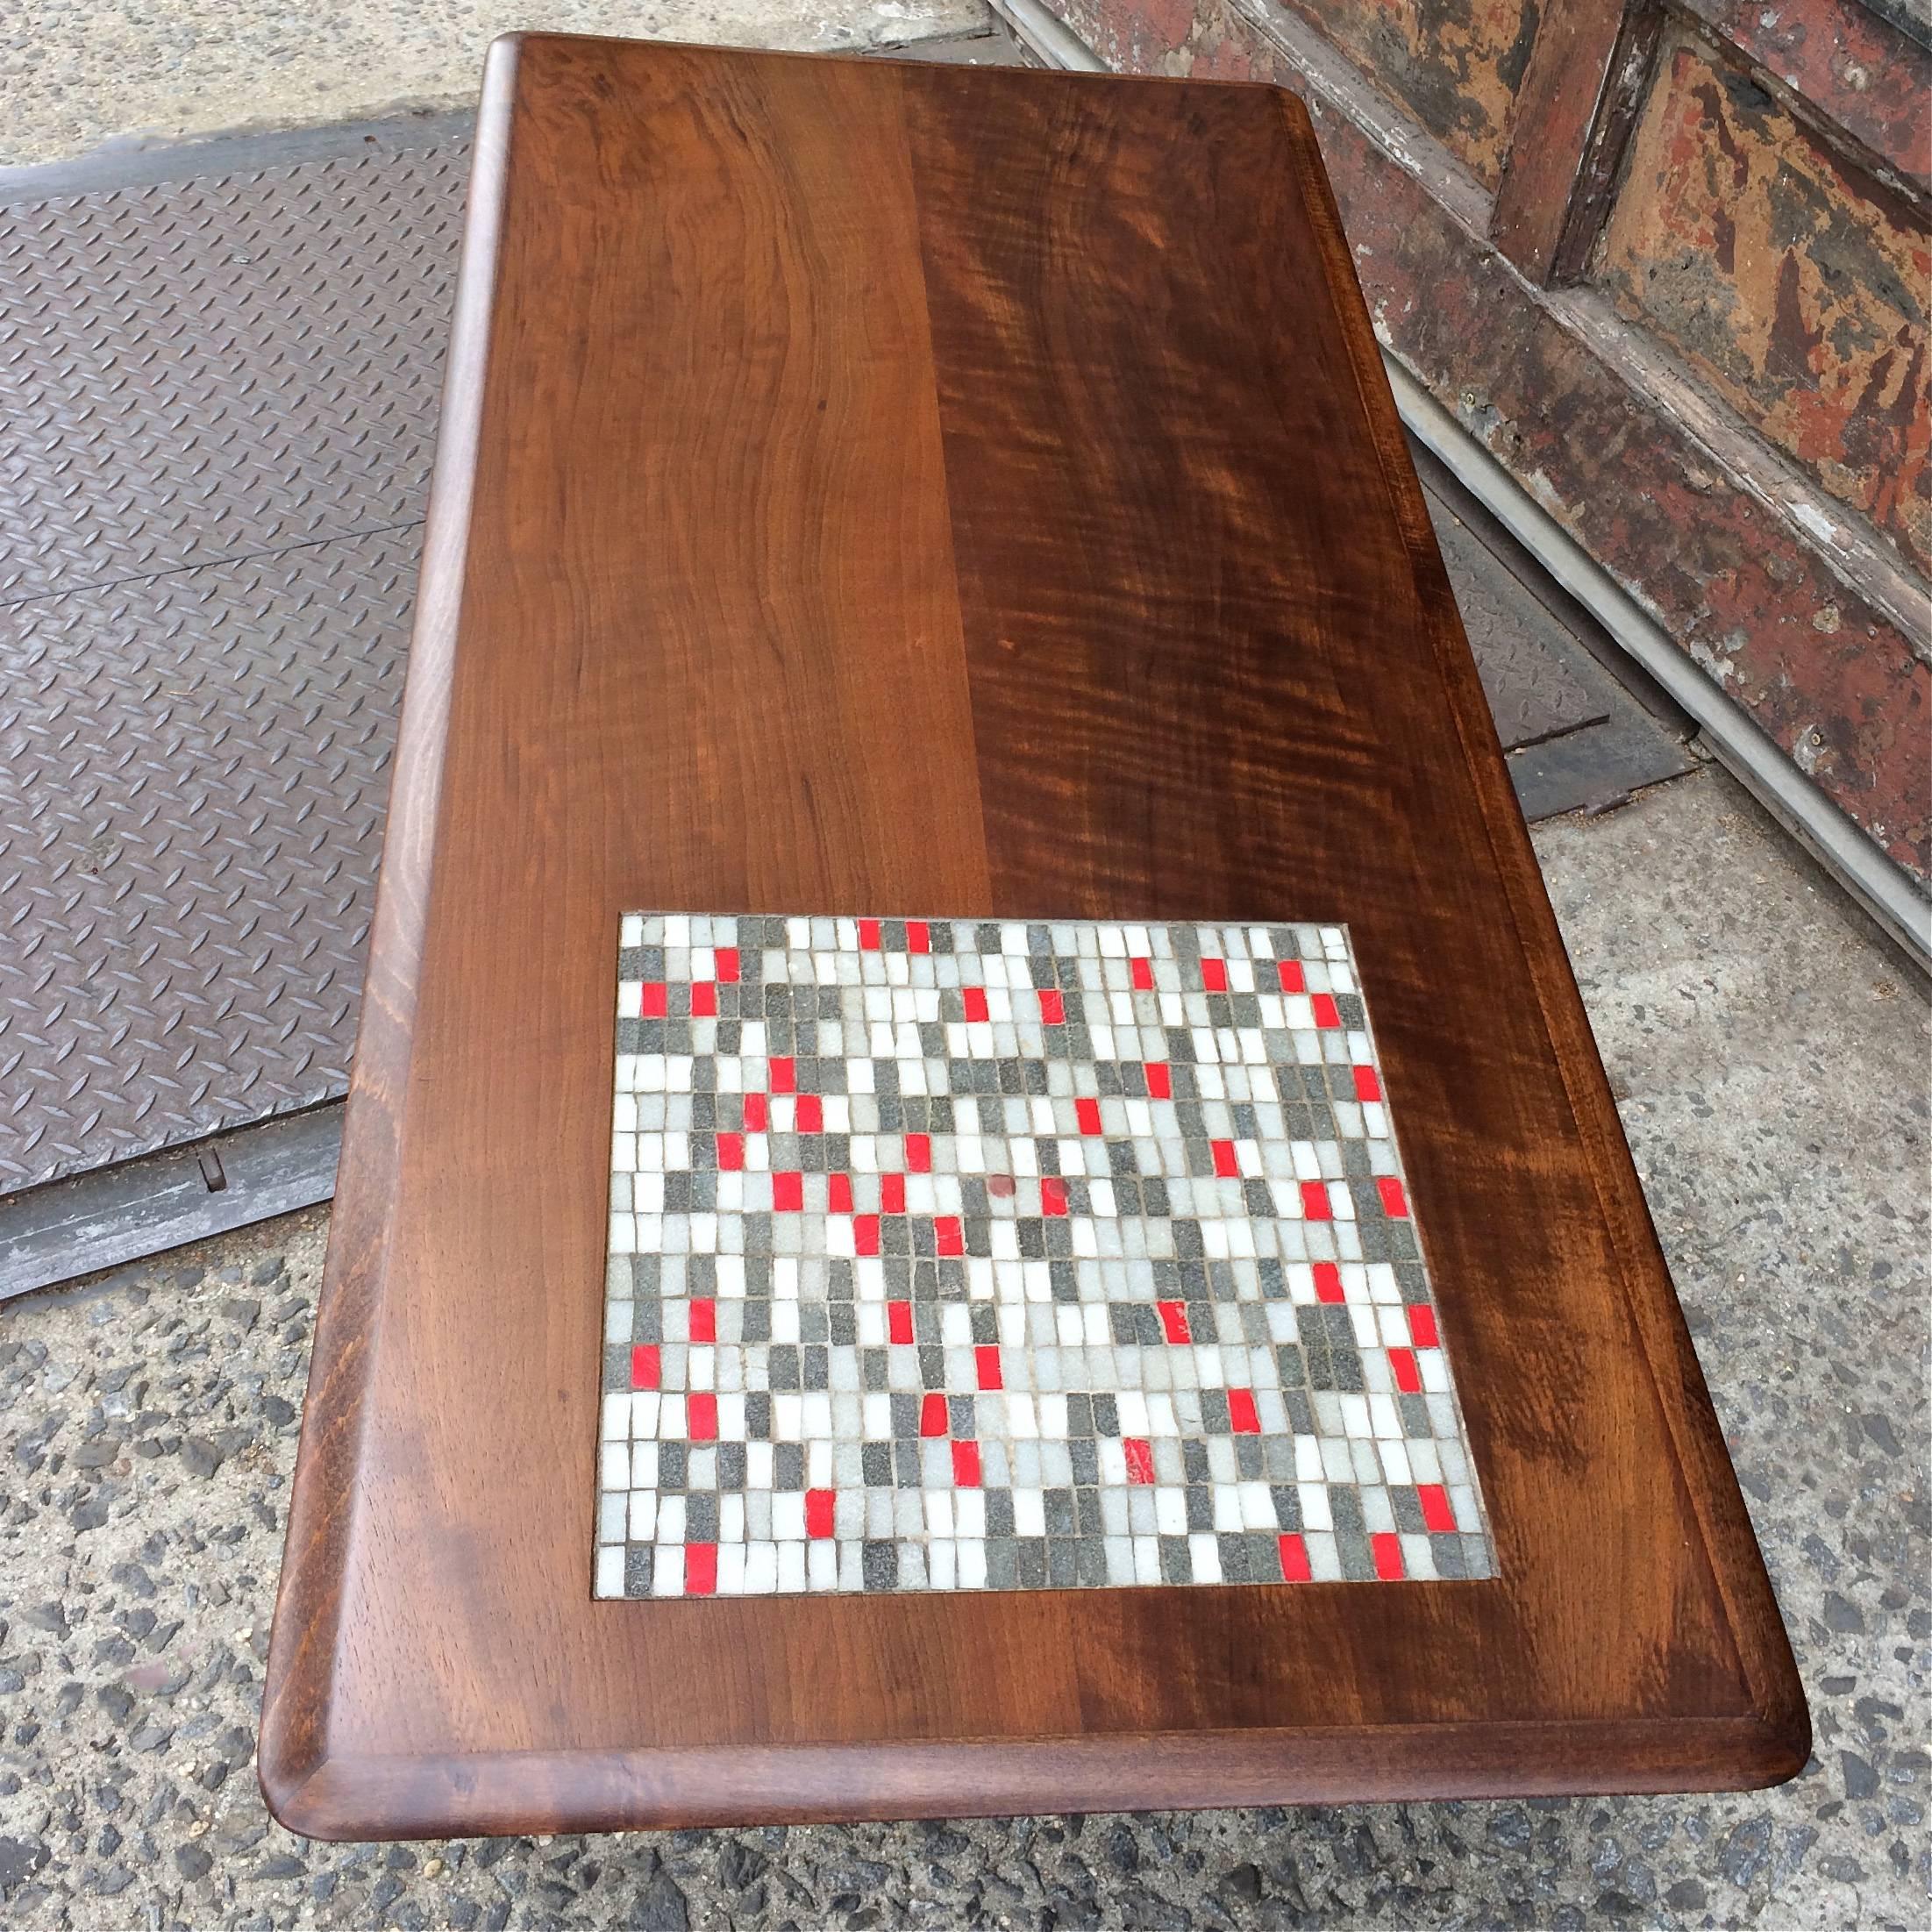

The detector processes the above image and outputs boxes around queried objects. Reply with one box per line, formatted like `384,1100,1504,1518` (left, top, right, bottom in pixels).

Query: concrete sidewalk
9,0,985,165
0,765,1924,1929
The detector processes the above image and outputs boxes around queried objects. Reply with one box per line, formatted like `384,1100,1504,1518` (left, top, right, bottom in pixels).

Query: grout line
986,0,1106,68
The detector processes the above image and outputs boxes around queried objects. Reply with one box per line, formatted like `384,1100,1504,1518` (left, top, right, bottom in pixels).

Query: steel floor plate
0,51,1686,1270
0,530,417,1189
1430,513,1606,749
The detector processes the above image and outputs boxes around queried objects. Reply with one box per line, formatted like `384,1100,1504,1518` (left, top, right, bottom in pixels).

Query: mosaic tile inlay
594,916,1493,1599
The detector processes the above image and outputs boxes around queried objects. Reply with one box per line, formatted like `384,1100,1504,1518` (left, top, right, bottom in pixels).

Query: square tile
594,915,1493,1596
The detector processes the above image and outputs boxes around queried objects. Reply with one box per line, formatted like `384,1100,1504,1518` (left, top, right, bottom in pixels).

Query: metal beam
0,1106,342,1302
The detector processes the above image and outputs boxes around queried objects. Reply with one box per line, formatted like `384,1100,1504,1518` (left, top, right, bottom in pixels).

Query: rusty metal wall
1597,28,1930,578
1275,0,1538,185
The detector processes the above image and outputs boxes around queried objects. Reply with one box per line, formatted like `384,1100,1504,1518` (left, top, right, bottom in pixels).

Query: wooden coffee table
260,34,1807,1838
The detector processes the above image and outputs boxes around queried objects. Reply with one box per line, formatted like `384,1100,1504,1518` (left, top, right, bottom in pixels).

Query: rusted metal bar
1491,0,1665,283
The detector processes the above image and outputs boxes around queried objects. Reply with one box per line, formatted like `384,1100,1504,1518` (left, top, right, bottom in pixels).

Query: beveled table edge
260,1711,1809,1841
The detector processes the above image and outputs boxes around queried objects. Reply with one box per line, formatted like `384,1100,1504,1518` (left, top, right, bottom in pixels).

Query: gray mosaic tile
594,916,1493,1598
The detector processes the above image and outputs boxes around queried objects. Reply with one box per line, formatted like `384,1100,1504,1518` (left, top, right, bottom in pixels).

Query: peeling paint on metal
1688,638,1741,684
1677,0,1932,194
1265,0,1541,186
1073,0,1538,180
1597,35,1932,577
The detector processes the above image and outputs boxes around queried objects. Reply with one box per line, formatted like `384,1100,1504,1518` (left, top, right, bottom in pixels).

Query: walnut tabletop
259,34,1807,1838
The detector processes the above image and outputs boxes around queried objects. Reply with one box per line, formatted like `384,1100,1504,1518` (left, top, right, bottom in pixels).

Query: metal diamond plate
0,141,466,606
1430,510,1608,751
0,529,419,1189
0,130,467,1197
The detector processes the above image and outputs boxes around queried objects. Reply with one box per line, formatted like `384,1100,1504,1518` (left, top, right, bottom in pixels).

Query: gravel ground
4,0,987,165
0,765,1926,1929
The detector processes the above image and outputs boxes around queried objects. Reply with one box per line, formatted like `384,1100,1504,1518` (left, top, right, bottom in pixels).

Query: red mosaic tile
595,914,1491,1601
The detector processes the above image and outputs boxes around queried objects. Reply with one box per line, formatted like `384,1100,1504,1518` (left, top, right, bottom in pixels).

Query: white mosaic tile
593,916,1493,1598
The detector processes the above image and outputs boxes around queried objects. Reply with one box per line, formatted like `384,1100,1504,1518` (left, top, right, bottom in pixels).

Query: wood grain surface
259,34,1807,1838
